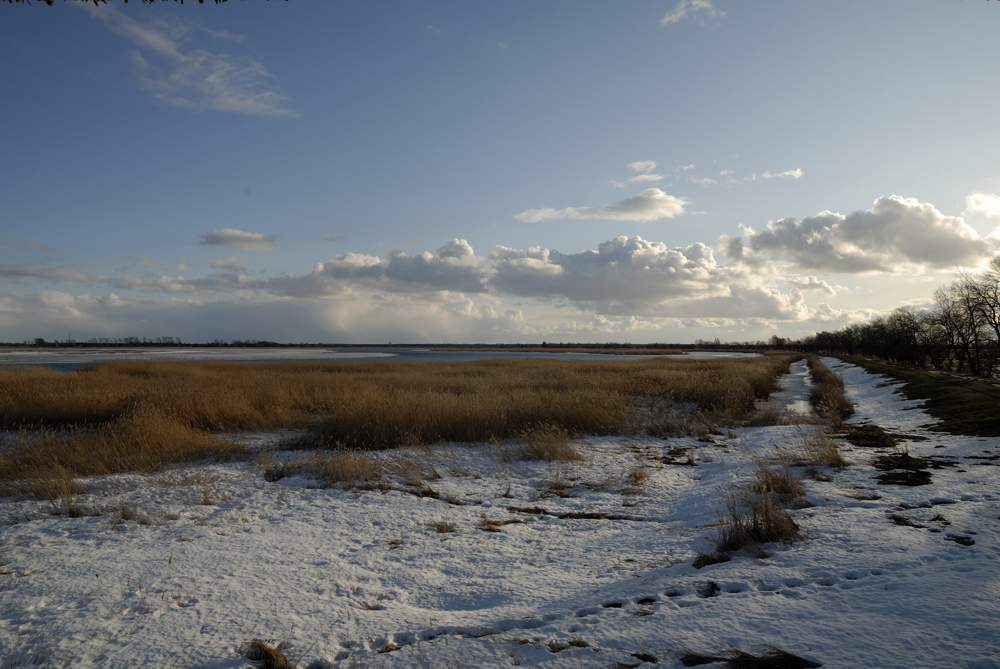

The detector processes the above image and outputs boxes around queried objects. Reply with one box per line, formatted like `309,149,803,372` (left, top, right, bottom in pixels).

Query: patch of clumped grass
751,455,805,507
679,647,822,668
478,516,525,532
0,407,243,496
542,471,575,498
712,454,806,555
742,403,790,428
19,464,88,515
516,424,582,462
625,465,648,488
806,355,854,423
260,451,384,489
431,520,454,533
716,488,798,553
241,638,294,669
316,451,383,487
798,430,847,469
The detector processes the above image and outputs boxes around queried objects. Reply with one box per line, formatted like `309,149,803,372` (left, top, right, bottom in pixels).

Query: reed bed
0,353,799,488
806,355,854,422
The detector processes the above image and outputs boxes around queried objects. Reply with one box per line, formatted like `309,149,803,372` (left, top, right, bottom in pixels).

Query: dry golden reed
798,429,848,469
751,455,805,505
806,355,854,422
0,353,799,487
716,486,799,554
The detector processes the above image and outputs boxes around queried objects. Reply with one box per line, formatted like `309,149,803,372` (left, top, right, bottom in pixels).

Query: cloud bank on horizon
4,193,1000,343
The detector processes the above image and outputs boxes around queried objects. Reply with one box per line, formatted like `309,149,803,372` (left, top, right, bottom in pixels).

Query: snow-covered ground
1,358,997,668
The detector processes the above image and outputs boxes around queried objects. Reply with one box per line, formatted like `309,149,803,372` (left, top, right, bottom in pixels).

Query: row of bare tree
798,256,1000,377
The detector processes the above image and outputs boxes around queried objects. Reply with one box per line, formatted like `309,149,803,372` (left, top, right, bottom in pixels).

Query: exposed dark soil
505,506,638,521
680,647,822,668
871,452,958,486
842,424,897,449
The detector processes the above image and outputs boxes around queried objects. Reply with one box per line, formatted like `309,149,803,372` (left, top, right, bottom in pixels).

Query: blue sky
3,0,1000,344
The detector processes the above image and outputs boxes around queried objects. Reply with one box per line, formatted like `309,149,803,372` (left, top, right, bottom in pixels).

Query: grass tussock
431,520,454,533
261,451,384,488
241,638,294,669
625,465,648,488
0,354,799,488
798,430,847,469
35,467,89,517
716,487,798,553
751,455,805,505
512,424,582,462
806,356,854,423
742,403,791,428
478,516,524,532
716,457,802,554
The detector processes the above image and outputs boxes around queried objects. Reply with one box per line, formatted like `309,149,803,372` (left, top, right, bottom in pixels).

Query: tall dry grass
0,353,799,488
797,429,848,469
258,451,384,488
806,355,854,422
716,455,802,555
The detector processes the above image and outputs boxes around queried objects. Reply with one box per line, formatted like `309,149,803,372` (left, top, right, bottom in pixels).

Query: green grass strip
839,356,1000,437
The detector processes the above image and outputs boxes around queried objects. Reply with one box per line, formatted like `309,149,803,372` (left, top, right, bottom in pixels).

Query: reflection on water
770,358,815,415
678,351,760,360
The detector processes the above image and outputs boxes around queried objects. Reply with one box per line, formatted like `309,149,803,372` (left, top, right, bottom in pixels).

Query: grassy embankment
0,353,799,490
806,355,854,424
838,356,1000,437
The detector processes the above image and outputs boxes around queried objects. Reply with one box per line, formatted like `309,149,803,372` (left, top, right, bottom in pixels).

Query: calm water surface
0,347,759,372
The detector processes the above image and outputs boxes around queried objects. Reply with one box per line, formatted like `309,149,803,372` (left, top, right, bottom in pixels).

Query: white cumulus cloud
965,193,1000,217
740,195,999,272
515,188,687,223
488,236,807,319
269,239,487,298
789,276,836,296
762,168,803,180
627,161,657,174
199,228,276,251
628,174,664,183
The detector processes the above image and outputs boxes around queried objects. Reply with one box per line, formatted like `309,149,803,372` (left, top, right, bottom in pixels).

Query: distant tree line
797,255,1000,377
12,337,303,348
533,342,680,350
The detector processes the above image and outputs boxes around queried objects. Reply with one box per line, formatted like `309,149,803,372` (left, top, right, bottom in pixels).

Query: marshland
6,1,999,666
1,353,996,668
0,353,799,488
